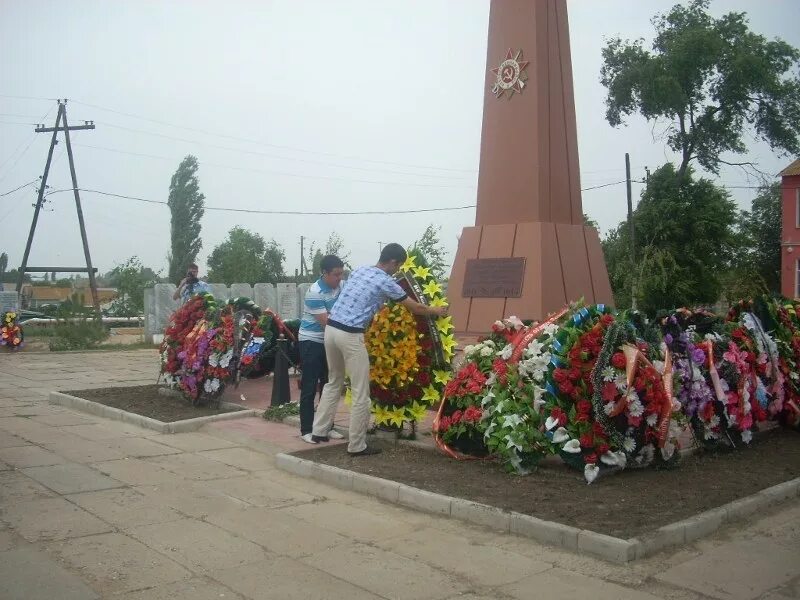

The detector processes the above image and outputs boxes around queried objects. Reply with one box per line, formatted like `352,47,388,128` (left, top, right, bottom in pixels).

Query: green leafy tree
167,155,205,282
107,256,160,317
601,0,800,178
409,224,448,280
0,252,7,275
734,182,781,293
602,164,737,312
207,227,285,285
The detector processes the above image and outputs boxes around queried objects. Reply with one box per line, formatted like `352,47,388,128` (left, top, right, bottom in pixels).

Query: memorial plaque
462,257,525,298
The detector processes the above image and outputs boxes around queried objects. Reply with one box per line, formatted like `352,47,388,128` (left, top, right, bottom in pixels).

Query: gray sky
1,0,798,281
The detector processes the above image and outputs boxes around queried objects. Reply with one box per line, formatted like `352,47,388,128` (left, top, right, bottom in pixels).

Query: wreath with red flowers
1,311,23,351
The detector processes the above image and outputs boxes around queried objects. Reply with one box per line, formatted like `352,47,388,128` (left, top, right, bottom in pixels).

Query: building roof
780,159,800,177
27,287,73,301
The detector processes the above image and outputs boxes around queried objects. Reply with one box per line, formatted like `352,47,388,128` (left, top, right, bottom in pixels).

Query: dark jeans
299,340,328,435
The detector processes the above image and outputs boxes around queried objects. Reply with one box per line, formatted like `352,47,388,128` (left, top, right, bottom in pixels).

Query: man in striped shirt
299,255,345,444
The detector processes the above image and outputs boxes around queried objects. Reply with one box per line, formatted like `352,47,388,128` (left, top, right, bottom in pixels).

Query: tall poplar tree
167,155,205,282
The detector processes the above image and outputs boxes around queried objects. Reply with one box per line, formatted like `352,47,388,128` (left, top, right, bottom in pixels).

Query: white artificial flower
485,372,497,387
741,429,753,443
507,315,524,329
623,437,636,452
545,416,559,431
542,323,558,337
498,344,514,360
502,414,523,429
208,353,220,367
562,439,581,453
603,402,616,416
480,346,494,357
219,349,234,368
615,374,628,391
600,452,619,466
584,463,600,484
614,451,627,469
627,399,644,418
709,415,720,428
551,427,570,443
463,345,475,356
601,366,616,382
527,340,543,356
661,442,675,461
646,413,658,427
493,320,505,329
653,360,665,374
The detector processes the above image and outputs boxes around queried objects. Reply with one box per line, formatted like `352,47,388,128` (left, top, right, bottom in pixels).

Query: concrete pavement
0,349,797,599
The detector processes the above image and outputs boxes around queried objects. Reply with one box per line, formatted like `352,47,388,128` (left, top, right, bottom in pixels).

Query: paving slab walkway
0,349,797,599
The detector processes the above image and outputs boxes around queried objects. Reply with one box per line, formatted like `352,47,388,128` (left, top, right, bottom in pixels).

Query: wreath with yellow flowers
365,252,455,430
1,311,24,351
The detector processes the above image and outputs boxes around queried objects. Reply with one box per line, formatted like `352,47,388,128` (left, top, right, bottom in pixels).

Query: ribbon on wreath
508,306,570,364
606,343,675,448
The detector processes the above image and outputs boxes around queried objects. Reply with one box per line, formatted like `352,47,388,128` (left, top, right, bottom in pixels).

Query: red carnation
579,432,594,448
601,382,618,402
597,443,610,455
584,453,599,464
611,352,626,369
576,400,592,415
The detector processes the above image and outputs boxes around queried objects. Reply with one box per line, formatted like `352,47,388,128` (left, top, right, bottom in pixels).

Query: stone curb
48,391,259,434
274,451,800,564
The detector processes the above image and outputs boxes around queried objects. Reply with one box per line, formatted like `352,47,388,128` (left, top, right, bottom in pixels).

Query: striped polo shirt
298,277,341,343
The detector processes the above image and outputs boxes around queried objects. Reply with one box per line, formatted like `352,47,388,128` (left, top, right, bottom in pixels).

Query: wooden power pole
16,99,101,316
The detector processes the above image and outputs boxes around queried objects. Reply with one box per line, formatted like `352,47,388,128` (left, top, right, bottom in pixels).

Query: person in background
311,243,447,455
299,255,345,444
173,263,211,304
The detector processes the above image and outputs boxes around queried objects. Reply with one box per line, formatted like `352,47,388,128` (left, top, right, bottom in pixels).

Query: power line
43,187,475,214
71,99,477,174
0,94,57,102
41,177,638,216
0,180,37,197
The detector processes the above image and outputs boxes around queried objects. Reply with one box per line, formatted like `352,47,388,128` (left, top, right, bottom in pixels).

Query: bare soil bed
64,384,242,422
293,429,800,538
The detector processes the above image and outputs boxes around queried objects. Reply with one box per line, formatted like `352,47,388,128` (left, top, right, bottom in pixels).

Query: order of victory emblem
490,48,529,99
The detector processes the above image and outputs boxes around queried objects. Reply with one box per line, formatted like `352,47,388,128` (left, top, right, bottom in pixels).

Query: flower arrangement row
160,293,296,404
1,311,23,351
434,297,800,483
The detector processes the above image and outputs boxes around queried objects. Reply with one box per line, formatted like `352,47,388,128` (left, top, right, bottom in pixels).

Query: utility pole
299,235,305,277
16,100,100,317
625,153,636,310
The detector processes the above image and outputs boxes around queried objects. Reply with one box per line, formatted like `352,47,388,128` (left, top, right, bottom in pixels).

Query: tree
602,163,738,312
0,252,7,275
167,155,205,282
107,256,160,317
409,224,448,280
736,182,781,293
601,0,800,178
207,227,285,285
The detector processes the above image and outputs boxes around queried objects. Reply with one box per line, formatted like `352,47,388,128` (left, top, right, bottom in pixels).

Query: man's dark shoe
311,435,329,443
347,446,382,456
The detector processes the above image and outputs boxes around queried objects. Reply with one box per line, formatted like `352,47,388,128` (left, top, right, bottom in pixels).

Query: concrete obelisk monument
449,0,613,335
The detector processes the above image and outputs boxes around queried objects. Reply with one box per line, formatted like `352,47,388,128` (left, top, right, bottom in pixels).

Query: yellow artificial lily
433,369,452,385
372,404,392,425
422,280,443,298
421,384,441,403
429,296,449,308
436,315,454,334
399,254,417,273
406,401,429,422
412,265,431,280
387,407,407,427
441,334,457,359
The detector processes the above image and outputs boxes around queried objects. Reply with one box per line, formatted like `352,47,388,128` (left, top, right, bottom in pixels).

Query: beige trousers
311,326,371,453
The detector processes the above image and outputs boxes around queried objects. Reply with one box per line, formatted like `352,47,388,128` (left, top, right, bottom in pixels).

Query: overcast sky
1,0,798,281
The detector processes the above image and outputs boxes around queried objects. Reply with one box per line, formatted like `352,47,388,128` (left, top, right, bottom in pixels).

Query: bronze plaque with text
462,257,526,298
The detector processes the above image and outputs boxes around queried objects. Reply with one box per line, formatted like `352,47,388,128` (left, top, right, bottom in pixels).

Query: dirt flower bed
293,429,800,538
64,384,242,422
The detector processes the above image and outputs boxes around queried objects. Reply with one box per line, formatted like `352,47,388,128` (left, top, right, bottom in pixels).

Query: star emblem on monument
490,48,529,99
